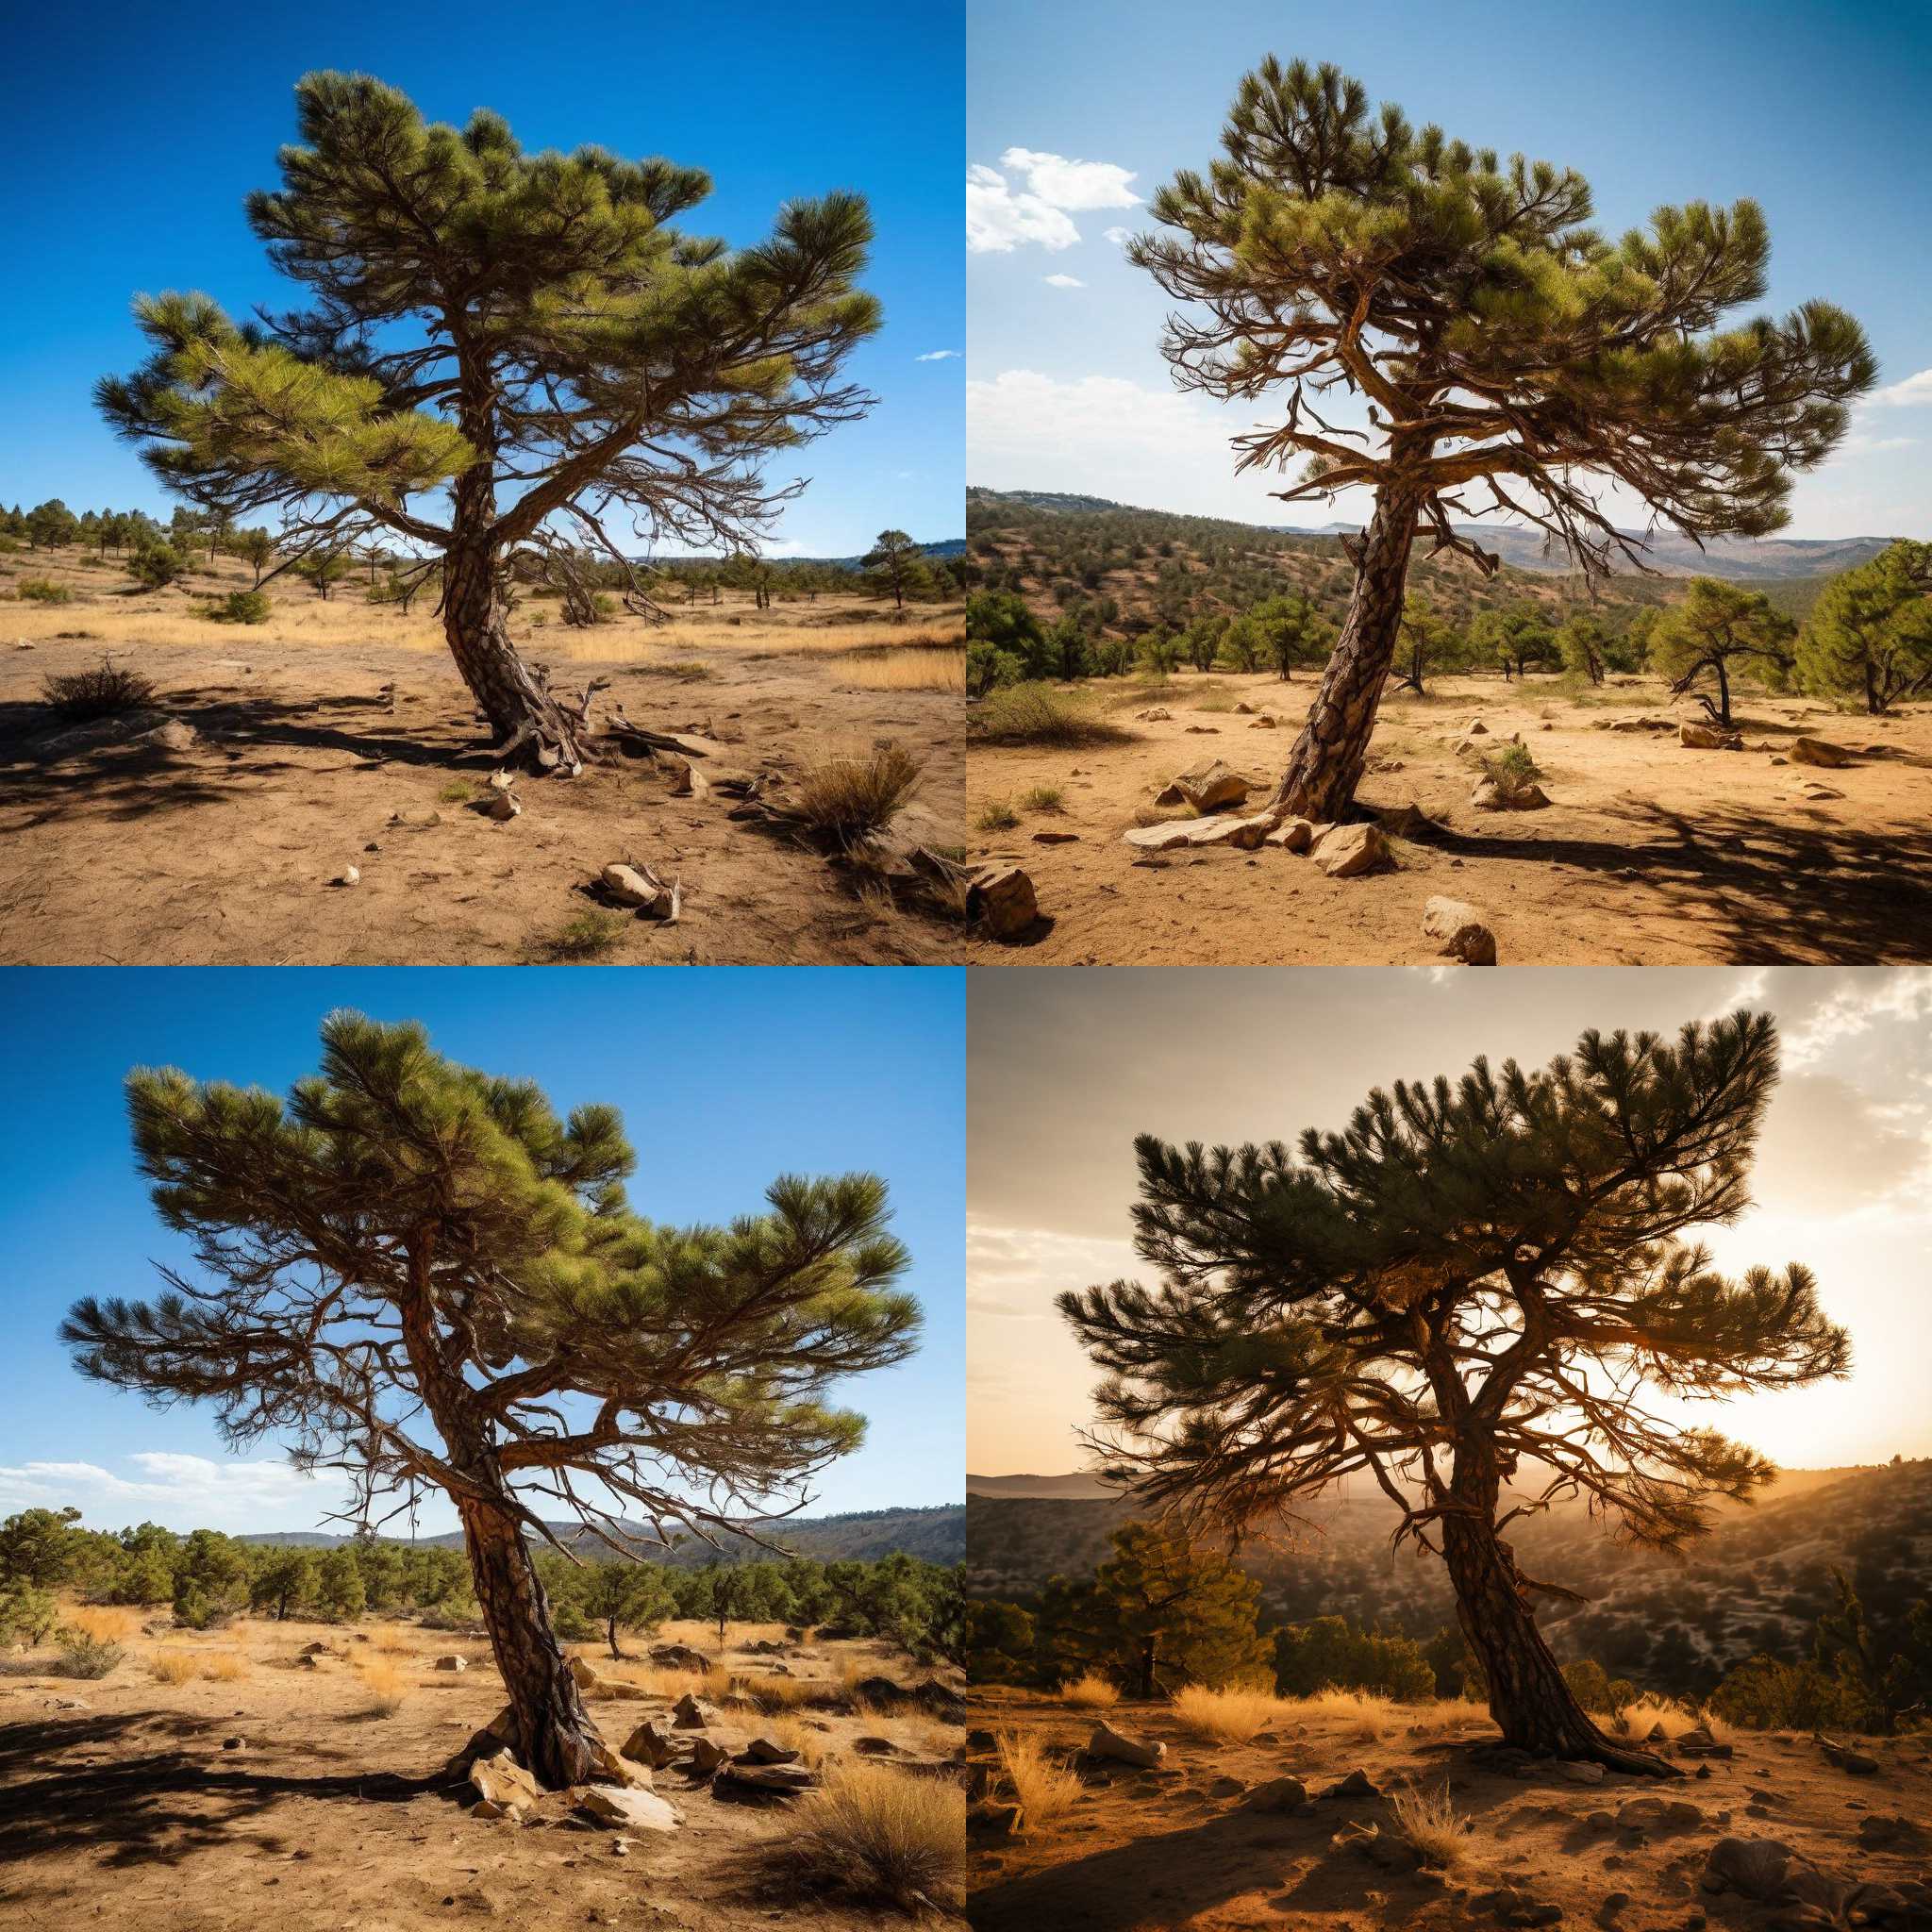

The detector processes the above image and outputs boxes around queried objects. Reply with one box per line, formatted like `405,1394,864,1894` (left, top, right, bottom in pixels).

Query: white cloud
967,162,1079,254
1103,225,1134,246
1840,435,1919,455
1869,368,1932,408
0,1451,336,1529
999,147,1140,212
915,349,960,362
1783,968,1932,1072
1042,274,1085,290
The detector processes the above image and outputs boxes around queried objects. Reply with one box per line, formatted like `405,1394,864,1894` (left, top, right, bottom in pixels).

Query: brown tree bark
1271,486,1421,822
1441,1457,1678,1777
458,1489,603,1788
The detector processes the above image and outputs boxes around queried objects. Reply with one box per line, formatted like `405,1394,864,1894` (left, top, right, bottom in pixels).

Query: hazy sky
0,968,964,1536
967,0,1932,541
968,966,1932,1476
0,0,963,557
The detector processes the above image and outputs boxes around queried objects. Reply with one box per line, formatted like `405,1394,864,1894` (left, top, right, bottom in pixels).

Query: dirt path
963,675,1932,965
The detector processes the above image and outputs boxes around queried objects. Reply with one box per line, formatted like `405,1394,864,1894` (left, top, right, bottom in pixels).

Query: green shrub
1482,741,1542,796
1709,1655,1872,1731
0,1582,60,1646
540,910,627,962
1561,1657,1637,1717
18,577,71,605
205,589,270,625
126,543,188,590
1273,1615,1437,1703
789,744,923,842
970,681,1129,747
974,799,1019,832
56,1630,126,1678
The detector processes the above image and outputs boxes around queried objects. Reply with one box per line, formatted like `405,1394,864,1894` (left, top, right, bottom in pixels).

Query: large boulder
1309,822,1391,878
621,1719,675,1769
1184,812,1274,850
649,1644,712,1673
1154,758,1248,813
1422,895,1497,966
1087,1720,1165,1769
577,1785,681,1833
672,1693,715,1729
1790,737,1857,769
568,1654,605,1693
469,1748,539,1820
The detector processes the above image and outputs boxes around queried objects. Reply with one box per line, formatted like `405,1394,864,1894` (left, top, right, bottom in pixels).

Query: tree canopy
1796,540,1932,715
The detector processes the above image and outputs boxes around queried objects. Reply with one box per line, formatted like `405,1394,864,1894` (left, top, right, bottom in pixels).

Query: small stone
1266,815,1314,852
1086,1721,1165,1769
714,1760,816,1797
1422,895,1497,965
336,865,360,887
1320,1769,1379,1800
1309,822,1391,878
1159,758,1249,813
434,1655,469,1673
1134,707,1172,723
1246,1776,1308,1812
970,865,1038,939
1124,822,1197,851
1680,722,1742,751
671,1693,713,1729
743,1737,799,1766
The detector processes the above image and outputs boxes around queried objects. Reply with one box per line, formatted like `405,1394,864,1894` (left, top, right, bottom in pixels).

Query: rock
335,865,360,887
1159,758,1249,813
577,1785,681,1833
1798,782,1843,801
1031,829,1079,844
714,1760,816,1797
672,1694,714,1729
1616,1797,1706,1833
1472,778,1551,811
1184,812,1273,850
1234,701,1256,714
1087,1721,1165,1769
1601,716,1675,733
586,1737,653,1789
688,1735,729,1774
1135,707,1172,722
434,1655,469,1673
1817,1736,1879,1775
743,1737,800,1766
1377,802,1435,838
1249,713,1278,728
298,1641,336,1657
1790,737,1856,768
853,1736,900,1757
1675,1726,1733,1760
1207,1775,1247,1799
599,862,680,922
1266,816,1314,852
150,719,197,752
1245,1776,1309,1812
1680,721,1743,750
1704,1837,1805,1903
481,789,521,821
1858,1813,1924,1850
1309,822,1391,878
1558,1759,1607,1784
1466,718,1490,735
1183,724,1218,733
1320,1769,1379,1800
649,1644,711,1673
1351,1825,1426,1873
1123,822,1196,852
568,1655,605,1692
970,865,1038,939
1422,895,1497,965
621,1720,675,1769
966,1729,998,1755
470,1749,539,1818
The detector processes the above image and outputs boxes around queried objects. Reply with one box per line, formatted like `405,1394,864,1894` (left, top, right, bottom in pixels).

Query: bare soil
0,1613,963,1931
969,1688,1932,1932
0,553,963,965
962,674,1932,964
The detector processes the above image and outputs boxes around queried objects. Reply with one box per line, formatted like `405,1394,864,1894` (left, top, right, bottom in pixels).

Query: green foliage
1794,541,1932,715
1038,1520,1268,1697
539,910,627,961
249,1548,318,1621
570,1559,675,1657
0,1507,83,1587
967,591,1047,693
967,1598,1038,1685
205,589,271,625
969,682,1127,747
1472,606,1557,679
56,1630,125,1678
0,1582,61,1646
1481,741,1542,797
862,530,934,608
1649,578,1794,725
314,1546,367,1621
1273,1615,1436,1702
1395,596,1464,692
1560,1657,1637,1717
126,541,188,590
17,577,72,605
1709,1653,1872,1730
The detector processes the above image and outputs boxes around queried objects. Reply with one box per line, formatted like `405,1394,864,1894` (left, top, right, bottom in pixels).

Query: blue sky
0,968,964,1537
0,0,963,558
968,0,1932,541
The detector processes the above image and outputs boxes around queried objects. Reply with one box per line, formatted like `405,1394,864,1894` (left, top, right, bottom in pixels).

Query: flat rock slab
577,1785,682,1832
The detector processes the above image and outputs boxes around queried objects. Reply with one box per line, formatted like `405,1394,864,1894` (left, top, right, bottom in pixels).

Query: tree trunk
1441,1499,1677,1778
458,1491,602,1789
1271,490,1421,821
1715,658,1732,727
441,539,591,774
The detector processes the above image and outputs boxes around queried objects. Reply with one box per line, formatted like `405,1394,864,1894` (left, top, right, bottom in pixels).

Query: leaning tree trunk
1271,487,1421,822
458,1488,603,1789
1441,1498,1677,1778
441,537,591,774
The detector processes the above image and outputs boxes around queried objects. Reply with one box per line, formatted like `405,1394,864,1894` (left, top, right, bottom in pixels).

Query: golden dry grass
65,1607,142,1644
200,1649,249,1682
836,645,966,692
1621,1699,1733,1743
995,1729,1082,1836
354,1655,409,1717
1296,1688,1394,1741
148,1649,198,1686
1059,1673,1120,1709
787,743,923,841
1391,1780,1470,1869
758,1712,826,1769
741,1671,814,1712
1171,1683,1284,1743
783,1764,966,1910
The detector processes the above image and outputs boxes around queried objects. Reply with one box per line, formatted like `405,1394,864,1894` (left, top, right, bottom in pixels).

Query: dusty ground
0,1611,964,1931
963,673,1932,964
0,551,964,965
969,1687,1932,1932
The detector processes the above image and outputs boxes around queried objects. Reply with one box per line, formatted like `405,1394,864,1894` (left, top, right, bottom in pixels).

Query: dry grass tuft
782,1764,965,1910
995,1729,1082,1836
1391,1781,1469,1868
41,658,157,720
149,1649,199,1686
1059,1673,1120,1709
1172,1683,1283,1743
1621,1699,1732,1743
201,1649,249,1682
1297,1688,1394,1741
355,1655,409,1717
759,1712,826,1768
66,1607,142,1644
837,644,966,693
741,1671,813,1712
788,743,923,842
971,682,1130,747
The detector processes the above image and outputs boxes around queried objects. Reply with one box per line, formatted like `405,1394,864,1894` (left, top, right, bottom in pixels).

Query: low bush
205,590,271,625
1059,1672,1119,1709
789,744,923,843
1390,1781,1470,1869
56,1630,125,1679
970,681,1128,747
149,1649,198,1686
1171,1683,1281,1743
783,1765,965,1910
41,658,157,720
18,577,72,605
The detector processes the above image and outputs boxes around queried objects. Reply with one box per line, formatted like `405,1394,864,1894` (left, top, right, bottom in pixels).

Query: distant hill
243,1502,964,1566
967,1460,1931,1701
966,1473,1118,1500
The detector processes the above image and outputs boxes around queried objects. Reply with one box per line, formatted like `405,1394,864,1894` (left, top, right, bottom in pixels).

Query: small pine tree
1795,541,1932,715
1650,579,1793,724
863,530,928,610
314,1546,366,1622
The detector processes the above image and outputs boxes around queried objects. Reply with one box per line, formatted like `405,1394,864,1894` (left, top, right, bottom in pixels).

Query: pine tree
1472,606,1557,681
1128,57,1874,818
96,74,879,773
1058,1010,1849,1774
1649,578,1793,725
862,530,927,609
60,1011,919,1788
1040,1519,1268,1698
250,1547,319,1621
576,1559,675,1660
1795,541,1932,715
1395,595,1463,694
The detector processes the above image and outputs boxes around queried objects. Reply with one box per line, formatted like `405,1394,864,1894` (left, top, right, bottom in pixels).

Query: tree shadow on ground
1399,796,1932,962
0,1708,447,1872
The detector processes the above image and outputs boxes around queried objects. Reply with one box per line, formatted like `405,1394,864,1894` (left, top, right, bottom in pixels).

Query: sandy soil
962,674,1932,965
968,1688,1932,1932
0,1613,964,1931
0,555,964,965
